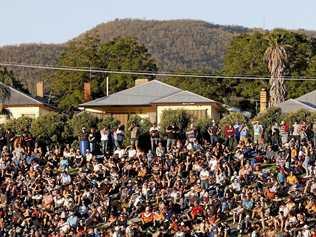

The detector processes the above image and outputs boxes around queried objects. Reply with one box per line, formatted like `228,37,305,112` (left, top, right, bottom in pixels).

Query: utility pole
106,76,109,96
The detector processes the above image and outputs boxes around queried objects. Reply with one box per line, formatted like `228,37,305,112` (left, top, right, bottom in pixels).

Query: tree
52,36,157,111
30,112,68,145
0,67,29,93
264,33,289,107
0,68,12,112
223,30,314,110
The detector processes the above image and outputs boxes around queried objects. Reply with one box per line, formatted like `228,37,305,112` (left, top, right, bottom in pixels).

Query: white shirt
209,159,218,171
293,124,300,136
200,169,209,180
100,130,109,141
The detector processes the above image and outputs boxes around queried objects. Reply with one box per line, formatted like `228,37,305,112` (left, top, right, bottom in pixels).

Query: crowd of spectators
0,118,315,236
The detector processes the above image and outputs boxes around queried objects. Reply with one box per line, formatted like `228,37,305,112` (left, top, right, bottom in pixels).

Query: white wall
6,106,50,119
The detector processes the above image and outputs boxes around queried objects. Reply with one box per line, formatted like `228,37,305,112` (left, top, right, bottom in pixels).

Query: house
80,79,221,125
277,90,316,113
0,81,54,123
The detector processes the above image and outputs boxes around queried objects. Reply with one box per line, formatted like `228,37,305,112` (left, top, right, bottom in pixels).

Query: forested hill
80,19,248,72
0,19,248,91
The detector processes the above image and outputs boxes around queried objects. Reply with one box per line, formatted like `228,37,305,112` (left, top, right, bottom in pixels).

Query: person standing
0,129,5,153
239,125,248,144
88,127,98,154
114,124,125,149
166,122,179,151
129,122,140,149
79,127,89,155
100,126,110,154
279,121,289,145
149,123,160,152
186,123,197,143
292,121,301,141
207,120,219,145
234,121,241,144
5,128,15,153
224,124,235,148
253,121,263,144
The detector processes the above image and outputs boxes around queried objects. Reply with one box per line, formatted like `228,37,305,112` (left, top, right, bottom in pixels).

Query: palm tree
264,34,289,107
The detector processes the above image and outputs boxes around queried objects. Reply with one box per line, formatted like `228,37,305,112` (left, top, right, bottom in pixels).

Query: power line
1,62,316,81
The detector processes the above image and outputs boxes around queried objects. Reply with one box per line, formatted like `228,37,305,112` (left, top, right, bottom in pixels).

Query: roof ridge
80,79,181,106
288,99,316,110
152,89,218,104
181,90,217,102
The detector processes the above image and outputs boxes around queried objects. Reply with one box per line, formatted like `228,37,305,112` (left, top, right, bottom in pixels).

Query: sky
1,0,315,46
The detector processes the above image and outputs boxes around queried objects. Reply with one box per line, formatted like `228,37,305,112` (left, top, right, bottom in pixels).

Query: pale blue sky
1,0,315,46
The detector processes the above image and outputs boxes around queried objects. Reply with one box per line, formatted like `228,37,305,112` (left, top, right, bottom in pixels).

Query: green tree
4,117,33,135
68,112,99,139
30,112,68,144
223,30,314,110
159,109,192,133
0,67,29,93
52,36,157,111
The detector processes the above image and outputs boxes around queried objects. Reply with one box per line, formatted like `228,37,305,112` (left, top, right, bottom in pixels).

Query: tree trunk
269,68,286,107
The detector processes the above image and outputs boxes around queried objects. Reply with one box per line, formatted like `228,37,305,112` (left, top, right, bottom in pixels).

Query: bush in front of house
125,115,151,148
159,109,192,133
30,112,69,145
252,107,282,128
282,109,316,125
195,117,214,140
219,112,247,129
68,112,99,139
97,116,121,130
4,116,33,135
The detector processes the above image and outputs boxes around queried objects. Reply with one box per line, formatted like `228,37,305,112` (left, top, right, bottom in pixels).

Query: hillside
0,44,64,91
0,19,248,92
81,19,248,72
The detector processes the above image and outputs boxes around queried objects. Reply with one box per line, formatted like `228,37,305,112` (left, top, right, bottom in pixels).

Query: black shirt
167,125,179,139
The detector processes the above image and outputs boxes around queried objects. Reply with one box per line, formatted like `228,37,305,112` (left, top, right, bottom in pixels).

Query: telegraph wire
1,62,316,81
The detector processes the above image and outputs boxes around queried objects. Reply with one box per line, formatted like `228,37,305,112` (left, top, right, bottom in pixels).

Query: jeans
90,142,96,154
150,137,160,152
101,140,108,154
209,135,218,145
166,138,176,151
201,179,209,190
115,139,123,149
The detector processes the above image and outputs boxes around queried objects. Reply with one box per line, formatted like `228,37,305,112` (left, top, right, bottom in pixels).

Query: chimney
260,88,268,113
36,81,44,98
135,79,149,86
83,82,92,102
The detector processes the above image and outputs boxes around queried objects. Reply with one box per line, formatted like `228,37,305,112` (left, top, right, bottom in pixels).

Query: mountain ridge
0,19,315,93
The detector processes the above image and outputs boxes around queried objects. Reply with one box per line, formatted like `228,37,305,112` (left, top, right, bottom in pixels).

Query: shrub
219,112,247,129
196,117,213,134
159,109,192,133
30,112,68,145
282,109,316,125
68,112,99,139
124,115,151,147
98,116,120,130
4,116,33,135
253,107,282,128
